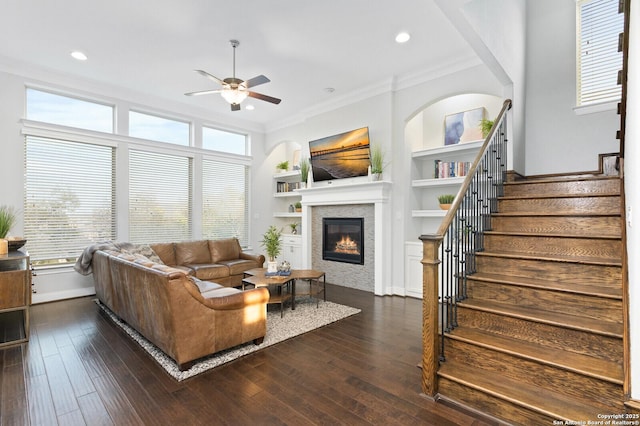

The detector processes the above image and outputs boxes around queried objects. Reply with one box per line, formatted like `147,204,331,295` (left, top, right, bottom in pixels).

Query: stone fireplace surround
299,181,392,295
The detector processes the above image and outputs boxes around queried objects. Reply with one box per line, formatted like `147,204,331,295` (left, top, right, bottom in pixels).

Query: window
129,150,192,243
203,126,247,155
24,137,115,266
129,111,190,146
26,88,114,133
576,0,624,106
202,159,249,246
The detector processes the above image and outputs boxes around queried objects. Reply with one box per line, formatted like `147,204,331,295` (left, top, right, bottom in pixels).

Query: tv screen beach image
309,127,370,182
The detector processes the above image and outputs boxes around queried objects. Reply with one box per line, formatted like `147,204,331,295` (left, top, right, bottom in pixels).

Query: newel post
420,234,442,398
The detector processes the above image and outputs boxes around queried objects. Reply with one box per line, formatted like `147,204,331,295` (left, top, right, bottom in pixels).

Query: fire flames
335,235,360,255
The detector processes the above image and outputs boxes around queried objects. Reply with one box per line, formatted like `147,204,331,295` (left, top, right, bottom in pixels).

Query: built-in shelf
411,210,448,218
274,191,301,198
411,140,483,159
412,177,465,188
273,212,302,218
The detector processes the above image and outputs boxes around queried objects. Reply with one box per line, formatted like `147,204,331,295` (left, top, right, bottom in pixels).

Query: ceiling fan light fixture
220,87,249,105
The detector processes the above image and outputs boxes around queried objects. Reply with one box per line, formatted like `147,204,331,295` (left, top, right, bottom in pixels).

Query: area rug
96,298,360,381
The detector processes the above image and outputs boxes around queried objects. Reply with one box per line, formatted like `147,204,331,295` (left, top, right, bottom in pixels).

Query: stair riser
491,215,621,237
456,307,622,362
444,338,623,411
437,377,557,425
483,234,622,260
466,279,622,323
475,255,622,288
503,179,620,197
498,196,620,214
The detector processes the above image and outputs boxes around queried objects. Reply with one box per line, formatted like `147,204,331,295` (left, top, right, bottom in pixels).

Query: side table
0,250,31,347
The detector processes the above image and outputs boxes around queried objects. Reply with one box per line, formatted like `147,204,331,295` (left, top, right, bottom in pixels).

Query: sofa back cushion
150,243,176,266
175,240,211,265
209,238,241,263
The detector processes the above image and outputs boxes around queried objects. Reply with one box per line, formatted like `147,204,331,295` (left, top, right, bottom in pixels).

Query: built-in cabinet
280,234,302,269
0,250,31,347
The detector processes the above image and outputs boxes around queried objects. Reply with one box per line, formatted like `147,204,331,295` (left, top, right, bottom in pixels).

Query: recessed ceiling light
395,32,411,43
245,104,255,110
70,51,88,61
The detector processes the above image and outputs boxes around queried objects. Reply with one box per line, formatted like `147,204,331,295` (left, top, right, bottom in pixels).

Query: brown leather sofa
91,244,270,370
150,238,265,287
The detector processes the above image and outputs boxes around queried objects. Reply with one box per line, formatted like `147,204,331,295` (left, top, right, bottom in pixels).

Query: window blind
577,0,624,106
202,159,249,247
24,136,115,266
129,149,192,244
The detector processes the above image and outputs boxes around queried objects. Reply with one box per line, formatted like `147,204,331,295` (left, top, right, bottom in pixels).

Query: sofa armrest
240,252,265,265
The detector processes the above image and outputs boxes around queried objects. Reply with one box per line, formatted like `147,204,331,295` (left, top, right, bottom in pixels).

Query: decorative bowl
7,238,27,251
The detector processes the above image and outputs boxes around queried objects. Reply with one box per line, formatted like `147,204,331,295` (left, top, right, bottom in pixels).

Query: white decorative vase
267,260,278,273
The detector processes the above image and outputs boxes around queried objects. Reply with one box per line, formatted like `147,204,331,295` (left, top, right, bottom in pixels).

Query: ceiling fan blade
184,89,222,96
247,91,282,105
243,75,270,88
230,103,241,111
194,69,224,85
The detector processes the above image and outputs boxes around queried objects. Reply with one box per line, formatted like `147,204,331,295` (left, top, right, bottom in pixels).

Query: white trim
573,100,619,115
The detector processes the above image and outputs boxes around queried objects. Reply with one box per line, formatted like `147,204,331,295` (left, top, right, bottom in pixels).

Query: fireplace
322,217,364,265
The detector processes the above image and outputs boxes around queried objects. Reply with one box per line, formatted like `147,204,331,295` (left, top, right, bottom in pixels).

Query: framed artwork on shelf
444,107,485,146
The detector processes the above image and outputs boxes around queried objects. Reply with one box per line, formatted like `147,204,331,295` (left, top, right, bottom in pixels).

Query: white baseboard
32,287,96,304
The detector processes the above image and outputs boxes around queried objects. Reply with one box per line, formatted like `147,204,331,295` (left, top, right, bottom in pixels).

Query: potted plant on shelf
438,194,455,210
299,158,310,188
289,222,299,235
0,206,18,255
294,201,302,212
370,143,384,181
276,160,289,173
260,225,282,273
480,118,495,138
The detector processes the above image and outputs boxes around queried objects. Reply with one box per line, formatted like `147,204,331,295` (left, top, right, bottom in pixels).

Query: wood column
420,235,442,397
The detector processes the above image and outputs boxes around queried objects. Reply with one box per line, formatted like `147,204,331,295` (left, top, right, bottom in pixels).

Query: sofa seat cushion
201,287,242,299
217,259,260,276
189,277,224,293
176,240,211,265
187,263,230,280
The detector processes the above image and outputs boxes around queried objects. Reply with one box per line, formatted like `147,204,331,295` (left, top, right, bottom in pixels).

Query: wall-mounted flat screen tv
309,127,370,182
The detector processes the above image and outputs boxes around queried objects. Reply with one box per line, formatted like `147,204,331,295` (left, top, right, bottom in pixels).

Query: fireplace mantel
298,180,392,295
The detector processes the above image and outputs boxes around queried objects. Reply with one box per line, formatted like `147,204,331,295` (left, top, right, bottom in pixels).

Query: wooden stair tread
493,212,620,217
477,250,622,267
484,230,620,240
467,272,622,299
438,362,610,421
447,327,624,384
499,193,619,200
459,299,623,338
504,175,617,184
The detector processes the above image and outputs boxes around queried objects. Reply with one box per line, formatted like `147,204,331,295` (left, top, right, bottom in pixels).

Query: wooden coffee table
243,268,326,310
241,273,293,318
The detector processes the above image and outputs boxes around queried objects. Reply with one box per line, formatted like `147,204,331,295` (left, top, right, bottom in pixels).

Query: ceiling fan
185,39,281,111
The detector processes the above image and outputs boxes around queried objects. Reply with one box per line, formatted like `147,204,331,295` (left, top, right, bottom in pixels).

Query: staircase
436,173,625,424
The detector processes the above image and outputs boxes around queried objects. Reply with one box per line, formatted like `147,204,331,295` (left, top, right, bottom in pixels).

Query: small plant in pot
276,160,289,173
294,201,302,212
289,222,299,235
438,194,455,210
369,143,384,181
261,225,282,273
299,158,310,188
480,118,495,138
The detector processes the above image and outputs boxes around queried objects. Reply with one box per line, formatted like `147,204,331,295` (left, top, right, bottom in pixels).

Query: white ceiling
0,0,477,128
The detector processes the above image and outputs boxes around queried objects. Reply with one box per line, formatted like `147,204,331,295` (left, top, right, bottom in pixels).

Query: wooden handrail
420,98,511,398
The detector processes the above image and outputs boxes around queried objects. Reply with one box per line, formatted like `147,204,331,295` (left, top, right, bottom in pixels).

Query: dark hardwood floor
0,284,493,425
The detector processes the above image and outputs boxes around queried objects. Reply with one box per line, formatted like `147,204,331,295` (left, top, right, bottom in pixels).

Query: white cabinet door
281,234,302,269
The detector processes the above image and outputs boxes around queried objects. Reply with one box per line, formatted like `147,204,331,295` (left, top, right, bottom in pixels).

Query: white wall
625,0,640,401
524,0,620,175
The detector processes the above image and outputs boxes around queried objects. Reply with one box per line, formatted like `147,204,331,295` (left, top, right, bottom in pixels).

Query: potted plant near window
260,225,282,273
299,158,310,188
438,194,455,210
0,206,17,254
370,143,384,181
276,160,289,173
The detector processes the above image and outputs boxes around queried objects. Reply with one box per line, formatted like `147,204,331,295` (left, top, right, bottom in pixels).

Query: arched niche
266,140,303,172
405,93,503,152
